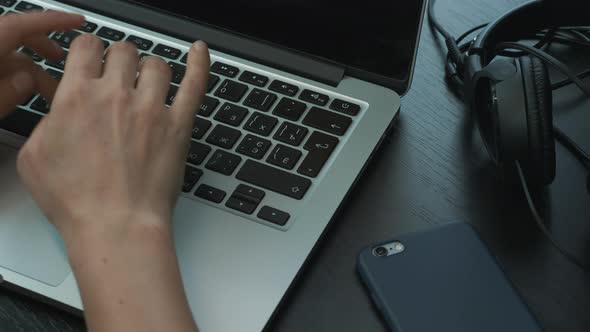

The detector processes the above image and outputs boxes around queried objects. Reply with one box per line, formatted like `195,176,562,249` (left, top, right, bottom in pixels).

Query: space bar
236,160,312,200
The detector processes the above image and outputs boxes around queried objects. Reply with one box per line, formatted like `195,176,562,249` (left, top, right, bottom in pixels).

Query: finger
31,63,59,103
63,34,104,80
0,71,35,118
136,56,171,104
103,42,139,87
0,54,58,102
25,35,64,61
169,41,209,127
0,11,85,56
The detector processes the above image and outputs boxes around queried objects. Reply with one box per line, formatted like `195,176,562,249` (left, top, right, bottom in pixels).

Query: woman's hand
17,34,210,243
0,10,84,118
17,33,209,332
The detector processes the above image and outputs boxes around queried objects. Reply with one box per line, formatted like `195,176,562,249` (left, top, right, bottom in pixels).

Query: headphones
463,0,590,189
429,0,590,270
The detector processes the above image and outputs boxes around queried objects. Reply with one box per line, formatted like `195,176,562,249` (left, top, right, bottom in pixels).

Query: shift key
236,160,311,200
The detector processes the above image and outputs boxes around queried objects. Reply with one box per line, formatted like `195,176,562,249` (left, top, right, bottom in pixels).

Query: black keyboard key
0,0,16,7
258,206,290,226
236,160,311,200
239,71,268,87
236,134,271,160
20,94,34,106
235,184,265,202
102,39,111,49
192,117,212,140
267,144,302,170
182,166,203,193
180,53,187,64
169,62,186,84
206,150,242,175
51,30,81,49
303,131,339,152
166,85,178,106
46,69,63,81
187,141,212,165
302,107,352,136
211,62,239,78
214,79,248,102
15,1,41,11
226,195,258,215
0,8,3,14
274,122,308,146
20,47,42,62
298,131,339,178
30,96,50,113
272,97,306,121
0,107,41,138
206,124,241,149
214,103,248,127
198,96,219,117
299,151,326,178
269,80,299,96
208,74,220,93
126,35,154,51
153,43,181,60
29,70,62,112
244,112,278,137
80,21,98,33
330,99,361,116
45,50,67,70
299,89,329,106
195,184,226,203
243,89,277,112
97,26,125,41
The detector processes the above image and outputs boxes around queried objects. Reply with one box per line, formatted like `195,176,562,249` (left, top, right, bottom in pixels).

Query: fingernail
11,72,34,96
192,40,207,51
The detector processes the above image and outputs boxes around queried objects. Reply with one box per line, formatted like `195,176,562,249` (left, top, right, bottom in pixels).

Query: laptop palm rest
0,144,70,287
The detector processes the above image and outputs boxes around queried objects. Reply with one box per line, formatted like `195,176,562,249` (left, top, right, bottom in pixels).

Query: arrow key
258,206,290,226
226,195,258,215
236,184,266,202
195,184,226,203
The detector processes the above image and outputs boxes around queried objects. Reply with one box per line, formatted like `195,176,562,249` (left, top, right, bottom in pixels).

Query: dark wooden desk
2,0,589,331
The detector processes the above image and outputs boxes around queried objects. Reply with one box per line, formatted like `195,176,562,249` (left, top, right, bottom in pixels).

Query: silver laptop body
0,0,425,331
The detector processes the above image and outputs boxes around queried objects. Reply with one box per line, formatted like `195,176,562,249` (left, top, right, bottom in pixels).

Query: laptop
0,0,425,331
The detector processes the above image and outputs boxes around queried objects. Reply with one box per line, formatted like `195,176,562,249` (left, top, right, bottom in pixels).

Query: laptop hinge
57,0,346,87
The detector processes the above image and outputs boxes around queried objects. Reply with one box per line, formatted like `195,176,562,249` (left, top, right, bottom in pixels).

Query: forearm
65,213,198,332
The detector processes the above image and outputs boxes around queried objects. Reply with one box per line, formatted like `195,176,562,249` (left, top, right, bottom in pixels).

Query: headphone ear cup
519,56,556,187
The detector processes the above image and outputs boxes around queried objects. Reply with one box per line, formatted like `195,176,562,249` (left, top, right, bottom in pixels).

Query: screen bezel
57,0,426,95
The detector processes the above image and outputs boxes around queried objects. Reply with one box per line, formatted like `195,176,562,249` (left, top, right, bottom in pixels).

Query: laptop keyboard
0,0,365,230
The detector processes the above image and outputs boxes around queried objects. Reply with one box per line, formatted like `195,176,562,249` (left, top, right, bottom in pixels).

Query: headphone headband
468,0,589,72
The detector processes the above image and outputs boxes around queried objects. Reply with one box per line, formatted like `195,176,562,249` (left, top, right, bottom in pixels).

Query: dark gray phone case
357,222,542,332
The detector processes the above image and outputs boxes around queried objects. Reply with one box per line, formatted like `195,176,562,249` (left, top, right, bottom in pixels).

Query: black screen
129,1,424,82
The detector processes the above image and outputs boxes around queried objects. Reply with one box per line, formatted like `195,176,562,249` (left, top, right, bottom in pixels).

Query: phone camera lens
374,247,388,257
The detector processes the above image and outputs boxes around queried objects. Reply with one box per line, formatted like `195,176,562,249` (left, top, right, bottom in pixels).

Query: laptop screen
129,0,425,86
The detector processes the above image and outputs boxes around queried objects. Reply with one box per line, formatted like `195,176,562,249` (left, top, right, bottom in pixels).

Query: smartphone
357,223,542,332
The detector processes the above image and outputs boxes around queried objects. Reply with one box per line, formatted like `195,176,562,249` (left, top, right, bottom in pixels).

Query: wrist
61,210,173,267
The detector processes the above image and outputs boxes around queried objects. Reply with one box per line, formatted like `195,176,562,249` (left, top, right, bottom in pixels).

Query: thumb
0,71,35,118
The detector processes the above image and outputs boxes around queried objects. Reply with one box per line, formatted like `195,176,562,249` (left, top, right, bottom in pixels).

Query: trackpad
0,144,70,286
